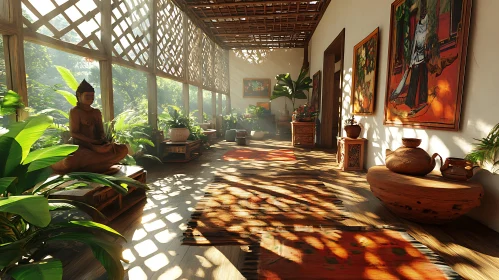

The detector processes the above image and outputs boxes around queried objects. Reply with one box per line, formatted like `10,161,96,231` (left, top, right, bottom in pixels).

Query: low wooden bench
49,165,147,222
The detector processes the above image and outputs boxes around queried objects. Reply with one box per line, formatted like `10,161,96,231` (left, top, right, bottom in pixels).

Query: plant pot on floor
169,128,190,142
344,124,361,139
251,131,265,140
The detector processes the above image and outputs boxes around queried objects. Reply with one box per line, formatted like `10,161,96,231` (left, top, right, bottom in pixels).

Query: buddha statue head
76,79,95,106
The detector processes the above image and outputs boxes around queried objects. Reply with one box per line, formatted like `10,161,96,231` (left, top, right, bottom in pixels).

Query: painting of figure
384,0,471,130
311,71,322,113
352,28,379,115
243,78,271,98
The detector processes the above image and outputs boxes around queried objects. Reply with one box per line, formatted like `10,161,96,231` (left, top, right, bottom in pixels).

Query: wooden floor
63,139,499,280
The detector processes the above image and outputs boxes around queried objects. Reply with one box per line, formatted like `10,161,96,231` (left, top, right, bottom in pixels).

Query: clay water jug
385,138,440,176
440,157,474,181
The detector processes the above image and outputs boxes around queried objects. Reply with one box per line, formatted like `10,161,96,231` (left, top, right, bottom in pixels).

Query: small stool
236,137,249,146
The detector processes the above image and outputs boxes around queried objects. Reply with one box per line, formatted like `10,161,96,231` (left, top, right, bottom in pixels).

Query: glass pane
189,85,198,121
1,38,8,128
157,76,183,115
222,94,228,115
203,90,212,123
24,41,101,125
112,64,147,117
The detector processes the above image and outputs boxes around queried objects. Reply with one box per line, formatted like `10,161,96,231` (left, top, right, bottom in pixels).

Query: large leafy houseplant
0,100,149,279
466,123,499,173
271,67,312,114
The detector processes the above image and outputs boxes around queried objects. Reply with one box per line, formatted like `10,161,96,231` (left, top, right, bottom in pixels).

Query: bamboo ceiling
172,0,330,49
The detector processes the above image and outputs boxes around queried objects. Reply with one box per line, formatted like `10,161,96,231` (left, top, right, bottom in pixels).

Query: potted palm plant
271,67,312,121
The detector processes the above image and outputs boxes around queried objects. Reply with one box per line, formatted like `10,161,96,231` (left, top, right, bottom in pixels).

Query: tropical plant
104,110,160,165
465,123,499,172
1,90,24,118
293,103,318,121
271,67,312,110
161,106,189,129
0,107,149,279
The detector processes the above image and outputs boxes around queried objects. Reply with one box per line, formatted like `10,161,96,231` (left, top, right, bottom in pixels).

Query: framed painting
384,0,472,130
352,27,379,115
256,101,271,111
243,78,271,98
310,71,322,112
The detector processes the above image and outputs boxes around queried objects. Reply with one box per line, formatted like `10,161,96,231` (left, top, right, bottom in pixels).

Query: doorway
320,29,345,150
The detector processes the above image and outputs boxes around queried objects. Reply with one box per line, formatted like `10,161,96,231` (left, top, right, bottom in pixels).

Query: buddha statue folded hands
51,80,128,174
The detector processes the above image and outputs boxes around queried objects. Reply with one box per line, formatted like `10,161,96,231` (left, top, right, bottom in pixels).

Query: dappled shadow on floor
62,138,499,280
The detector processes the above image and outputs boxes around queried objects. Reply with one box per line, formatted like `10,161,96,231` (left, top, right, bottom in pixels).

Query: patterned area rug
183,170,347,245
222,149,296,161
242,226,460,280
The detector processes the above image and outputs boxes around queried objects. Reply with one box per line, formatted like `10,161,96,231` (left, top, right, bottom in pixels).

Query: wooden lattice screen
111,0,151,67
156,0,184,78
19,0,229,95
187,18,201,85
22,0,103,51
201,33,213,89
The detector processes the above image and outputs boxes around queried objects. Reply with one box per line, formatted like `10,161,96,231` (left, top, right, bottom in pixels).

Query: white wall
309,0,499,232
229,49,307,116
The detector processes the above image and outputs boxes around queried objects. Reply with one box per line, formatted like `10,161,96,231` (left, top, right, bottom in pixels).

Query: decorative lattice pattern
213,44,224,92
156,0,184,78
221,49,230,94
187,18,201,84
111,0,151,67
21,0,102,50
201,33,213,88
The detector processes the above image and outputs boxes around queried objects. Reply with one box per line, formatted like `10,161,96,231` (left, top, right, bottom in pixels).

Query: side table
161,140,202,162
291,121,315,148
337,137,367,171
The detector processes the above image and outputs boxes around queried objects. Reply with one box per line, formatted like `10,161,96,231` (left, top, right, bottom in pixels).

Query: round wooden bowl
367,166,484,224
402,138,422,148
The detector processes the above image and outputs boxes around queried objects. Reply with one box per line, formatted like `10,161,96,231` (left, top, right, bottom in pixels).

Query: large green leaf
23,145,78,172
0,196,50,227
7,259,63,280
46,232,124,280
55,90,77,107
12,166,53,195
55,66,79,91
48,200,108,222
4,115,53,162
0,136,22,177
36,108,69,119
0,240,25,270
0,90,24,116
0,177,16,195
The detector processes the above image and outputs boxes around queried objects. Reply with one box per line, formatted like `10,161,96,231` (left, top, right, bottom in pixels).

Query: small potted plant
292,103,318,122
165,106,190,142
344,116,361,139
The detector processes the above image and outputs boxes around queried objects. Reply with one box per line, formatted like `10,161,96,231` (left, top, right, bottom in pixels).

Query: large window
24,42,101,125
157,76,183,115
202,90,212,123
112,64,147,116
189,85,199,121
0,38,6,93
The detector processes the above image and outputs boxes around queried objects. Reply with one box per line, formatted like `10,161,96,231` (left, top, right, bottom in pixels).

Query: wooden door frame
320,28,345,149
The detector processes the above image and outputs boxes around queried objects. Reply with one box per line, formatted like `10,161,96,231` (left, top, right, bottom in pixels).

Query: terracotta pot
385,138,441,176
440,157,474,181
169,128,190,142
344,124,361,139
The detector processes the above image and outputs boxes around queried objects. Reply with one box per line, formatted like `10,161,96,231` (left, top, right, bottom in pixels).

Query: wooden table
50,165,147,222
337,137,367,171
291,121,315,148
367,166,484,224
161,139,202,162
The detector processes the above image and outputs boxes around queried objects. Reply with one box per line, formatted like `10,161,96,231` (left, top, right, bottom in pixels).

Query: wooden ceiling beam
199,11,319,21
214,31,310,36
207,20,318,27
188,1,321,8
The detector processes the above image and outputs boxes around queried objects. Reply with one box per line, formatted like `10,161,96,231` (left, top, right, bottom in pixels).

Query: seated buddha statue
51,79,128,174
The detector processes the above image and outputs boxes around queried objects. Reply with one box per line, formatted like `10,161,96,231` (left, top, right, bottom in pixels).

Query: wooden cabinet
337,137,367,171
291,122,315,148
